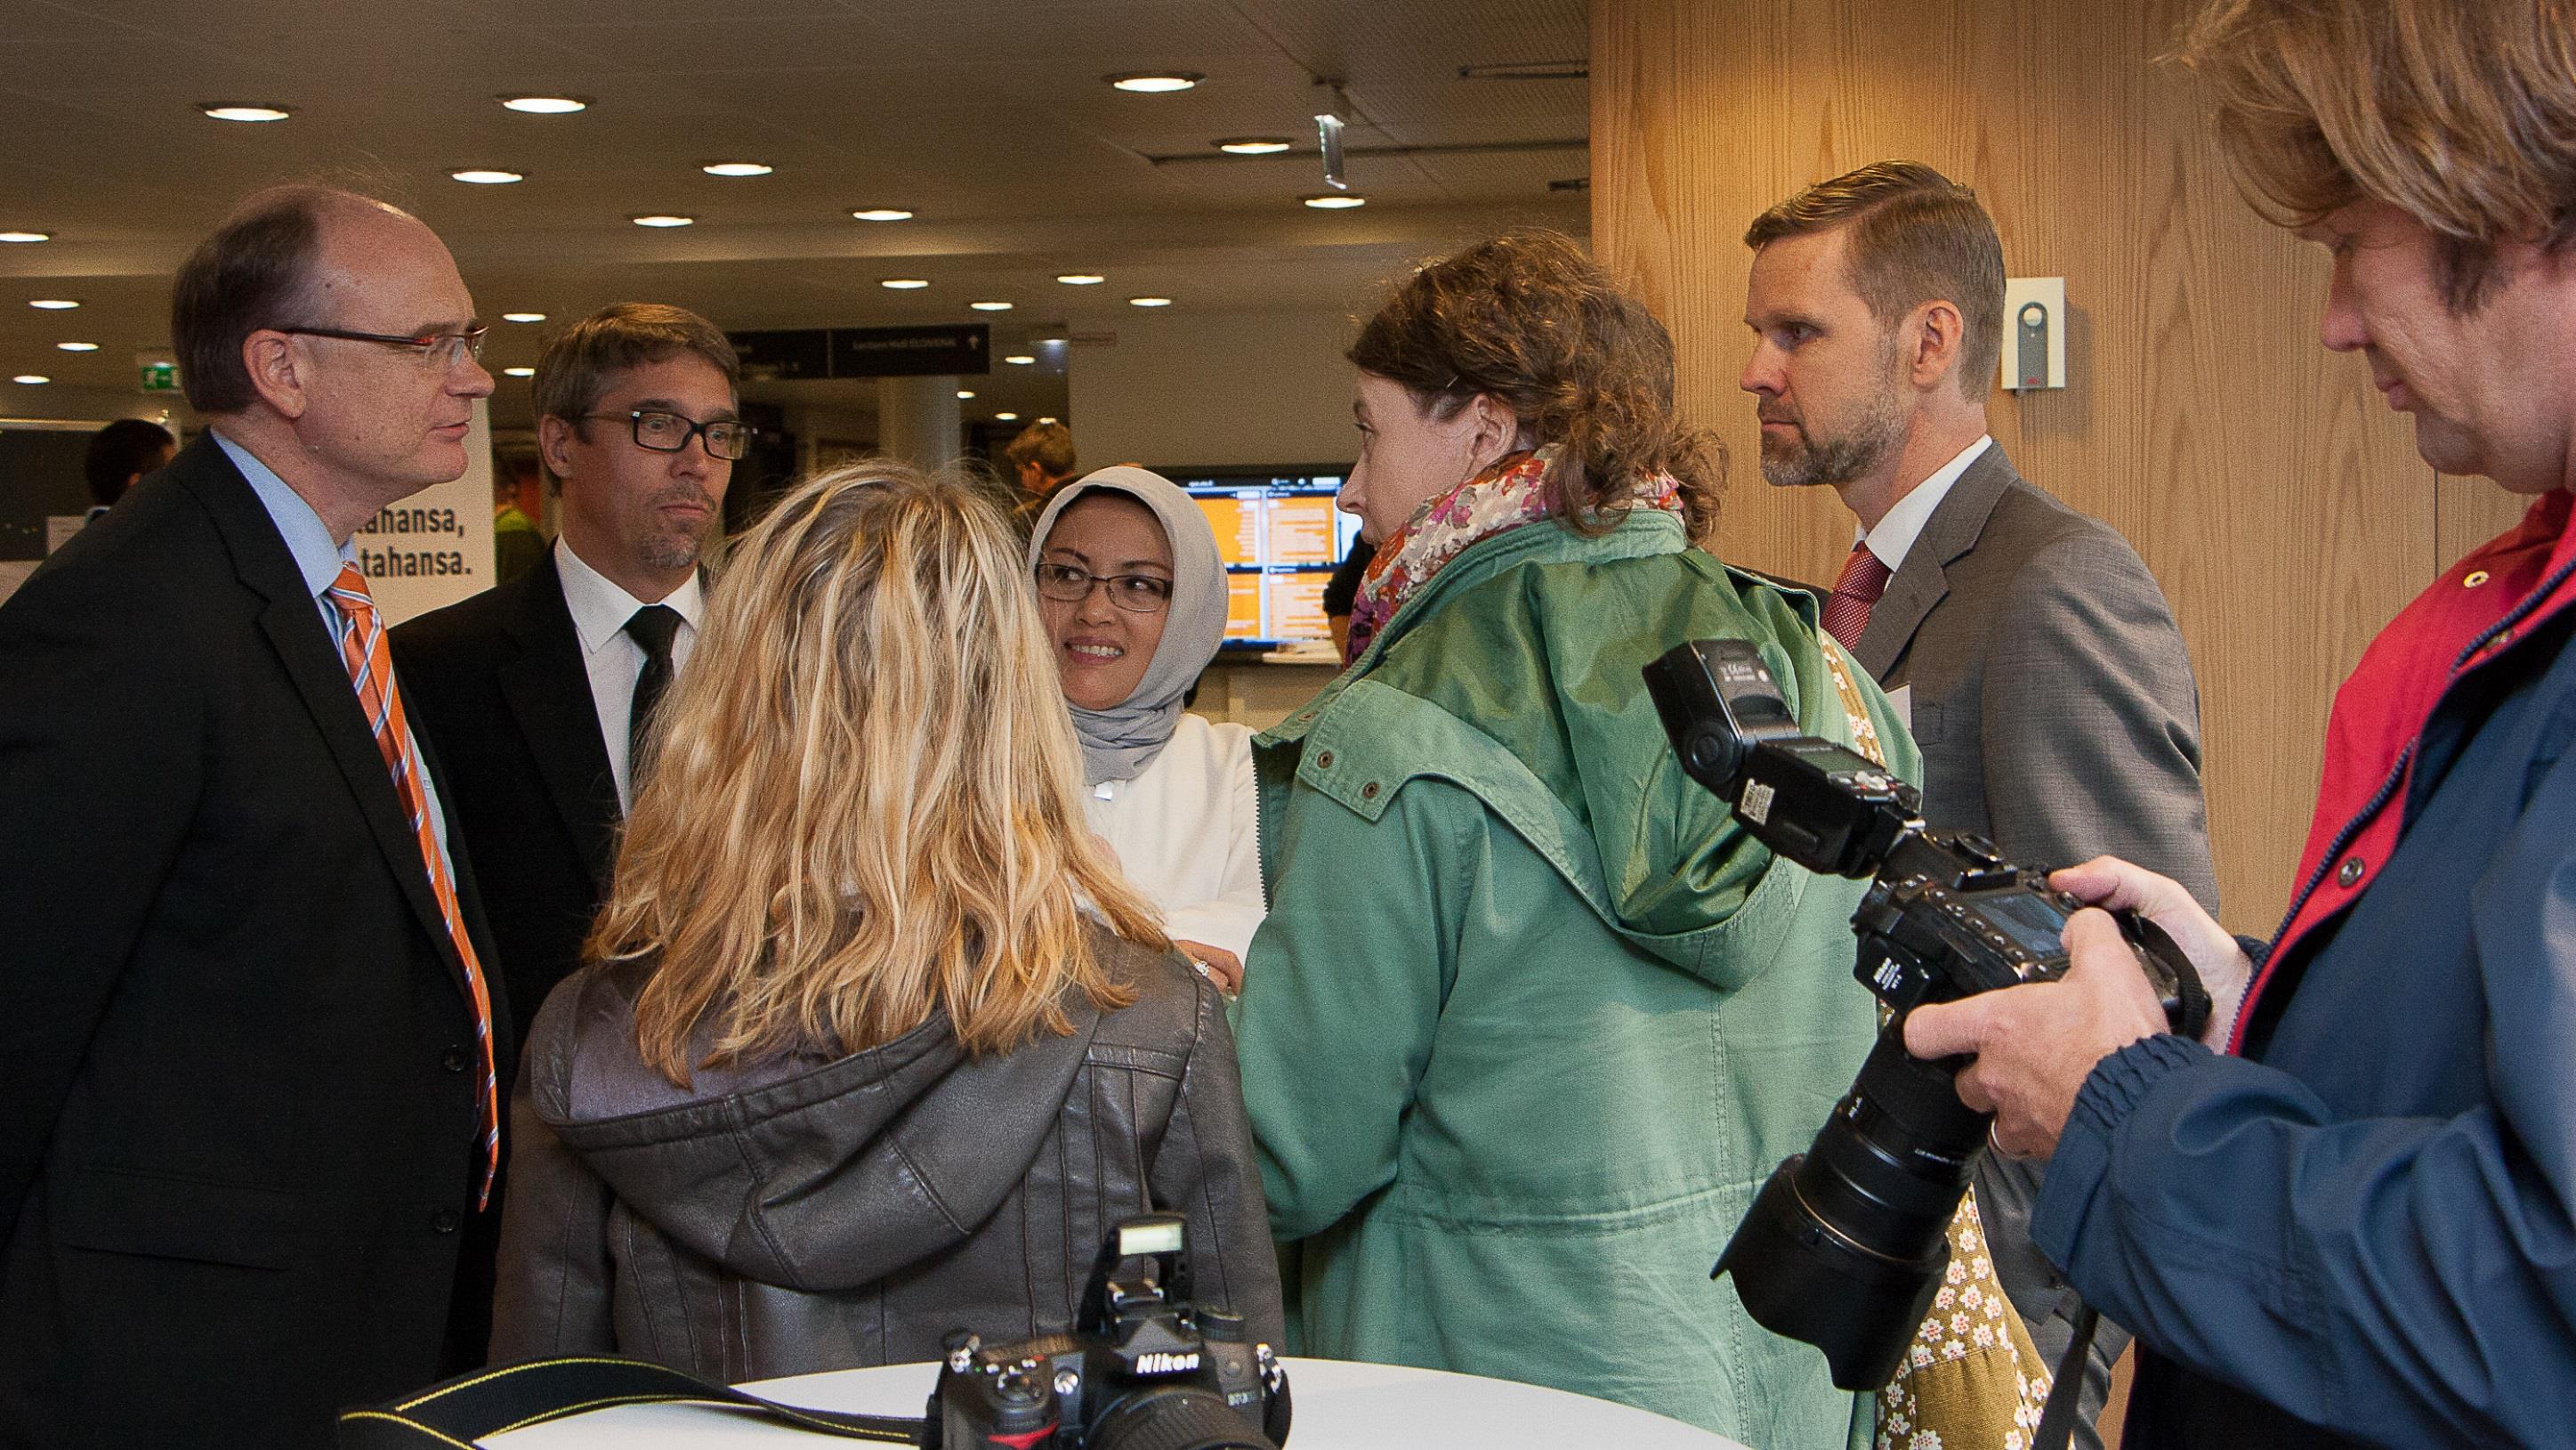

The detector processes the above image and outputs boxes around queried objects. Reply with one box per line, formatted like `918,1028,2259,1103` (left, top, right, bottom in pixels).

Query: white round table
487,1357,1752,1449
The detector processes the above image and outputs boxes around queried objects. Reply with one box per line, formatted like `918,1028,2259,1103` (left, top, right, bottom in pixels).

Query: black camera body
928,1214,1290,1450
1643,638,2208,1391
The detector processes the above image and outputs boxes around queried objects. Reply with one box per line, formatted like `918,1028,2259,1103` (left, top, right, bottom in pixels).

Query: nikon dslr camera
928,1214,1291,1450
1643,638,2209,1391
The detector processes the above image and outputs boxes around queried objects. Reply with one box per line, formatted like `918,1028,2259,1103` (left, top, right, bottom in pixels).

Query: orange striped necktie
321,563,499,1209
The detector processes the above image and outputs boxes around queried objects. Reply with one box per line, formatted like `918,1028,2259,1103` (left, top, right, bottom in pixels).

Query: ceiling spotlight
1107,72,1203,93
500,95,588,114
12,375,49,385
1216,136,1293,154
850,207,915,222
28,299,79,310
880,278,930,289
1302,193,1367,209
503,367,536,377
201,103,292,123
957,389,975,400
0,231,52,244
449,168,524,184
1003,354,1036,365
1056,273,1105,286
1128,296,1173,308
501,312,546,323
995,411,1019,422
631,214,694,227
55,342,100,352
1038,416,1058,425
702,161,773,177
968,300,1013,312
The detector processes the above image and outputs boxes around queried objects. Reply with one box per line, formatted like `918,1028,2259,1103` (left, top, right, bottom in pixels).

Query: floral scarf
1344,446,1684,664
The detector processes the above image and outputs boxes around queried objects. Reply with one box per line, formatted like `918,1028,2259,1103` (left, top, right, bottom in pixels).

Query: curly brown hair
1346,230,1724,537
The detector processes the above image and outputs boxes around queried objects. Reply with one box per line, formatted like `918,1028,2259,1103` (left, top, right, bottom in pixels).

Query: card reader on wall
2001,277,2066,390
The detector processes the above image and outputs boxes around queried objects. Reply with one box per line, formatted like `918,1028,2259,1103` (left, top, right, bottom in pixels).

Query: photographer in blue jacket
1902,3,2576,1446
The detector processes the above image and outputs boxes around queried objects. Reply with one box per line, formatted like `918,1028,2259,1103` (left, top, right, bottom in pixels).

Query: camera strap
2030,1302,2104,1450
338,1355,926,1447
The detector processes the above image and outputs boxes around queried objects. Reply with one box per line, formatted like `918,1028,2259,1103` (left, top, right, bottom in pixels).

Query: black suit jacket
393,550,620,1055
0,435,509,1448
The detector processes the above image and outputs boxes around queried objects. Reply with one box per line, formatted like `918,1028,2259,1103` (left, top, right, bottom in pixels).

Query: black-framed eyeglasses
580,409,755,461
278,324,489,369
1034,560,1173,613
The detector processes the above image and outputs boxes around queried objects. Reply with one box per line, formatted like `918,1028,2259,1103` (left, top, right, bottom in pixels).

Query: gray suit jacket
1853,444,2216,1447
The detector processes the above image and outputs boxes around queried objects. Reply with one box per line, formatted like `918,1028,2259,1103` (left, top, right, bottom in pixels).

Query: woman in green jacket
1233,231,1913,1447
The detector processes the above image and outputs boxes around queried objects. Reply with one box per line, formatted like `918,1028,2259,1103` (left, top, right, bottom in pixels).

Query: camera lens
1713,1028,1992,1389
1086,1386,1275,1450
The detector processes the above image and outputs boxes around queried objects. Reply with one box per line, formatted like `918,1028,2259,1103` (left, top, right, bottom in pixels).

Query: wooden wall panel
1594,0,2440,934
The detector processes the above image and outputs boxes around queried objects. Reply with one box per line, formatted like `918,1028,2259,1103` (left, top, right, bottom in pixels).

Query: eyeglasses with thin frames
277,324,489,370
578,409,756,462
1033,560,1173,613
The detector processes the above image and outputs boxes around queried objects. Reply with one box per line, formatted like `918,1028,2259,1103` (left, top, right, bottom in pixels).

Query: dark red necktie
1821,542,1894,649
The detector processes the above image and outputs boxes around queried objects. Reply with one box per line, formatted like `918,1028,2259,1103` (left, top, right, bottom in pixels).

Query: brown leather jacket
489,929,1283,1379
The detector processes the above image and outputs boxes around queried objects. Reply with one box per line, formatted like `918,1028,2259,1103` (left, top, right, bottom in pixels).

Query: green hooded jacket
1234,509,1918,1446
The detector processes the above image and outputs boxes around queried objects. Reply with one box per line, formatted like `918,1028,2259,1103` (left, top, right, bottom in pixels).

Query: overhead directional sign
729,324,989,380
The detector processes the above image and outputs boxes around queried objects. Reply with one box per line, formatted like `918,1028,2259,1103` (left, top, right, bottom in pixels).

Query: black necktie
624,604,684,789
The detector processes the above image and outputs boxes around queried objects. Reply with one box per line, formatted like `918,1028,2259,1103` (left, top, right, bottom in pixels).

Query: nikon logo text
1135,1352,1200,1374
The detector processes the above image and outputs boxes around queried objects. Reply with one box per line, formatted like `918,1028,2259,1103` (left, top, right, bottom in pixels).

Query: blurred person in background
81,417,175,519
1030,465,1263,990
489,463,1280,1376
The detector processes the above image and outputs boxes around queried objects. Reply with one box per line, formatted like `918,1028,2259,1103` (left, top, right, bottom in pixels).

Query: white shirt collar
554,535,704,658
1859,434,1993,573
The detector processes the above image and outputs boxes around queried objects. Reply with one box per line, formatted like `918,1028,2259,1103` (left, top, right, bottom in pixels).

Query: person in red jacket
1904,3,2576,1446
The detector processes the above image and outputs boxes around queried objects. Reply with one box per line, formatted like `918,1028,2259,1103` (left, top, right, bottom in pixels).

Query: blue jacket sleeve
2031,744,2576,1448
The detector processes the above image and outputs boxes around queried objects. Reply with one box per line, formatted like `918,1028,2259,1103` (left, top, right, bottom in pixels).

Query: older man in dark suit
1740,162,2217,1446
393,304,740,1056
0,186,505,1447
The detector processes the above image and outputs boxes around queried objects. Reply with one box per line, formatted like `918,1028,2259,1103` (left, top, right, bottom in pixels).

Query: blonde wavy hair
2176,0,2576,310
594,460,1160,1085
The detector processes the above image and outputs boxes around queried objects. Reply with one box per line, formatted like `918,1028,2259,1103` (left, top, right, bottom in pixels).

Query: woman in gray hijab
1028,466,1260,990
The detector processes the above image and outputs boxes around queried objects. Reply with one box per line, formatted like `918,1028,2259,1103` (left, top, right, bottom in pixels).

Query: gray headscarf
1026,466,1230,784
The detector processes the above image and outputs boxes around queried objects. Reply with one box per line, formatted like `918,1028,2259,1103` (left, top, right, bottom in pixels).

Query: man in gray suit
1740,161,2217,1444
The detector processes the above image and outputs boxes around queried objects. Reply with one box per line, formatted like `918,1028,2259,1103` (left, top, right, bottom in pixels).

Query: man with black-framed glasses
0,184,508,1447
394,302,740,1073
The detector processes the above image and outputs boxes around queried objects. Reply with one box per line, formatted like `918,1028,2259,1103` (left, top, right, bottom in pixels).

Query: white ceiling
0,0,1589,426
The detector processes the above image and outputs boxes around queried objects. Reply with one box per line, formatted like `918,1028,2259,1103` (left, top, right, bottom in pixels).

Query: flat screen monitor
1162,466,1363,651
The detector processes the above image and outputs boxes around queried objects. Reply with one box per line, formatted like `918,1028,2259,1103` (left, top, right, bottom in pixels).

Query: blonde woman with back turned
489,463,1281,1377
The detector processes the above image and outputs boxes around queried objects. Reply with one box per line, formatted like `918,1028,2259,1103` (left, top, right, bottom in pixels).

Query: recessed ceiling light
1038,416,1058,425
1003,354,1036,365
702,161,773,177
502,312,546,323
12,375,49,385
1303,193,1367,209
968,300,1013,312
957,389,975,400
450,168,525,184
1215,137,1293,154
880,278,930,289
0,231,52,244
503,367,536,377
631,214,694,228
850,207,915,222
995,411,1019,422
201,103,292,123
500,95,589,114
1128,296,1173,308
55,342,99,352
1108,72,1203,93
1056,273,1105,286
28,299,79,310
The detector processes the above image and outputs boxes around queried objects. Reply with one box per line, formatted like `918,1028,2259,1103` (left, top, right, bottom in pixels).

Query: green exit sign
139,360,178,393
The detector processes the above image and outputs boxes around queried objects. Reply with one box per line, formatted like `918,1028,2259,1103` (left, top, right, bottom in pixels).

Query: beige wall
1069,308,1361,471
1592,0,2529,934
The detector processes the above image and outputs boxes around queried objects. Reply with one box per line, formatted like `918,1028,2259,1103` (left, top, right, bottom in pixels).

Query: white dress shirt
553,537,704,812
1858,434,1994,571
1085,713,1265,960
